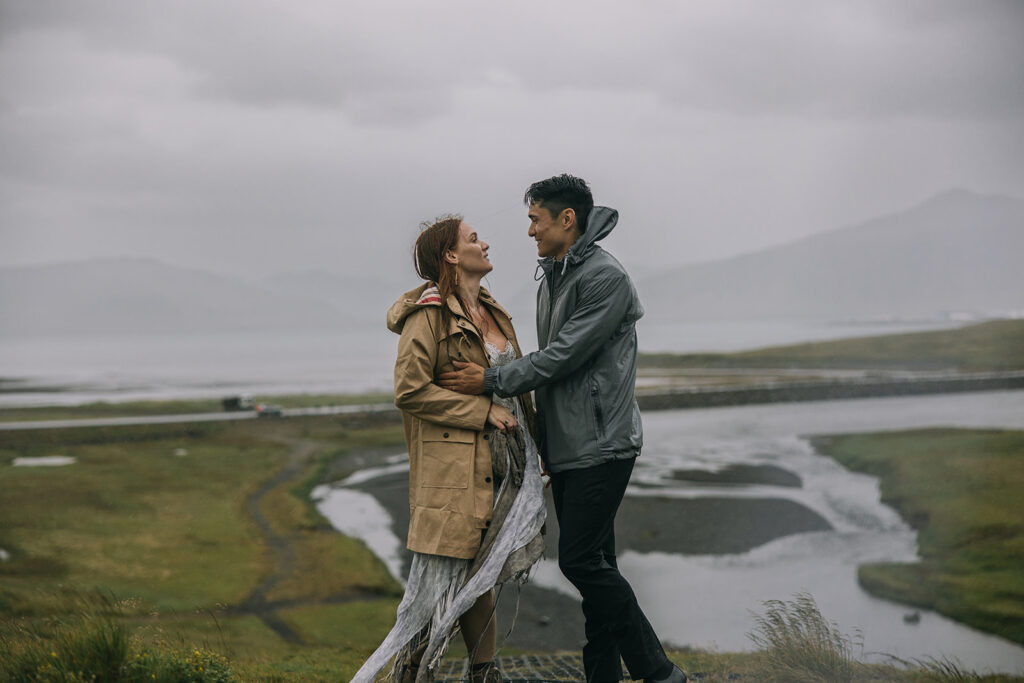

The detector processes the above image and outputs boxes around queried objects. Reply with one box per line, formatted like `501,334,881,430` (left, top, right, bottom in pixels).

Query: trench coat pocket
419,424,474,489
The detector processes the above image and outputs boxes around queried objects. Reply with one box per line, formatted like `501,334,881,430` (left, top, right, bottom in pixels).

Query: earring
454,268,460,286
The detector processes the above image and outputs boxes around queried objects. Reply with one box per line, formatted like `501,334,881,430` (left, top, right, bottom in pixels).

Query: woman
350,216,546,683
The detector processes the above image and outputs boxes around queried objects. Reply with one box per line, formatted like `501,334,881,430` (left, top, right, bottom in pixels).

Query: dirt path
223,439,750,682
226,438,386,644
225,437,586,653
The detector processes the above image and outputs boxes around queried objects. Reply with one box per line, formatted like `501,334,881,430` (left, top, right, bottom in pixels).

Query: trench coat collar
445,286,515,342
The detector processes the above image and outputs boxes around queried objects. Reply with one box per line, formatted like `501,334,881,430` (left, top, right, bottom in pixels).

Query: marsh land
2,321,1023,681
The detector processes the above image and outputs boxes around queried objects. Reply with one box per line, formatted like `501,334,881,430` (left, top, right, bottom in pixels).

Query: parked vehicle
222,395,255,411
256,403,284,418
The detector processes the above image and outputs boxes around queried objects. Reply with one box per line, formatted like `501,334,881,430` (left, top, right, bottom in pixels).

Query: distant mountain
636,189,1024,321
4,190,1020,337
261,270,402,325
0,258,350,336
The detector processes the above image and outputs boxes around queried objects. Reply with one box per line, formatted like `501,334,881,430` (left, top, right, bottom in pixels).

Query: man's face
527,202,572,260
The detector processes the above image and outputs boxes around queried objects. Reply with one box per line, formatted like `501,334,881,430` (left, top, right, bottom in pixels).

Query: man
438,174,686,683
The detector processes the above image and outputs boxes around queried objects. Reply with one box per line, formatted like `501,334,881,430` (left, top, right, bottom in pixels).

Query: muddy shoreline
345,454,828,653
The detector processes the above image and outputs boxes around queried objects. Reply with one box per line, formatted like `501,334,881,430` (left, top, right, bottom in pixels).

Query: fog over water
0,317,967,407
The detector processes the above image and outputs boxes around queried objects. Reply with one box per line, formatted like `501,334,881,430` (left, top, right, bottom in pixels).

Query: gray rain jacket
483,206,644,473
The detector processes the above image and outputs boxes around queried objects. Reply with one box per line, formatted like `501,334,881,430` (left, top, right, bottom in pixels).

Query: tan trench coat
386,283,535,559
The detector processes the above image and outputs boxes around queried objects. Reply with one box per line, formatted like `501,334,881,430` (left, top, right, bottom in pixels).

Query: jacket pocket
419,423,474,489
590,379,606,441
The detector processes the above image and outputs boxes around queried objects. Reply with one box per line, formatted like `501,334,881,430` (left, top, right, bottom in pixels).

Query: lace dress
350,340,546,683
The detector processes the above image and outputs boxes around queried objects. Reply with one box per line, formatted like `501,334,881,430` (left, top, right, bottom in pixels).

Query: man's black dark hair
523,173,594,234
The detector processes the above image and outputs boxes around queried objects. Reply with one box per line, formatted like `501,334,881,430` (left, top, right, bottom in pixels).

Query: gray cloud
1,0,1022,299
5,1,1021,119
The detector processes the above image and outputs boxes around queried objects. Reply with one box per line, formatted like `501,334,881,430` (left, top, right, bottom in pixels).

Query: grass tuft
910,656,984,682
748,592,861,683
0,592,235,682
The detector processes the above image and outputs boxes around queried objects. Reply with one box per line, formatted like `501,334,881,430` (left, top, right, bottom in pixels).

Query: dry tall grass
748,592,863,683
745,593,1015,683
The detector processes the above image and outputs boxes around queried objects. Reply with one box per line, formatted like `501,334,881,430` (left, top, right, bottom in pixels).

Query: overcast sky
1,0,1022,297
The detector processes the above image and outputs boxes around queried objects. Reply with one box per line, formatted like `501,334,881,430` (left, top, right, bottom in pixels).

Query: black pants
551,457,670,683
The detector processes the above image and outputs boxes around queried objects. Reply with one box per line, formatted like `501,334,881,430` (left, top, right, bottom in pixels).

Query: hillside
261,270,401,325
637,189,1024,321
0,258,348,336
3,189,1021,337
638,319,1024,372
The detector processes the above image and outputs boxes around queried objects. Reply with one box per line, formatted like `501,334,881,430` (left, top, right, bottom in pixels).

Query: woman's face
452,221,492,278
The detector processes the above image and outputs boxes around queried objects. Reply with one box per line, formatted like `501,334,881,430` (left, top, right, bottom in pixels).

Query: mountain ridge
635,188,1023,321
2,189,1020,336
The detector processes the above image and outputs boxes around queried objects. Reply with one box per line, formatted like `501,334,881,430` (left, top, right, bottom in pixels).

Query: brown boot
398,640,430,683
400,662,437,683
468,661,504,683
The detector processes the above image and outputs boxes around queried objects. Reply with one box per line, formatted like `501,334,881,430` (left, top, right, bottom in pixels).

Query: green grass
7,591,1015,682
0,416,406,681
812,428,1024,646
3,413,1022,681
640,319,1024,371
277,600,403,679
0,423,287,614
0,593,235,682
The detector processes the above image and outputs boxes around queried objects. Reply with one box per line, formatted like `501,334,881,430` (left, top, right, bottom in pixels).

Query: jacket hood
386,282,505,333
537,205,618,275
387,283,437,334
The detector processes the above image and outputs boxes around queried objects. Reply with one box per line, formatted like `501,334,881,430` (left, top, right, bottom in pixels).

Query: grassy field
812,428,1024,647
3,321,1024,679
3,413,1023,680
0,415,408,681
639,319,1024,371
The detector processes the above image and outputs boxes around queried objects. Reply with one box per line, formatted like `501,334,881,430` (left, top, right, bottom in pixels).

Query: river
314,390,1024,674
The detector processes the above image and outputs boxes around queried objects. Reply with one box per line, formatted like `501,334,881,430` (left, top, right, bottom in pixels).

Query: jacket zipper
591,382,606,439
544,267,558,346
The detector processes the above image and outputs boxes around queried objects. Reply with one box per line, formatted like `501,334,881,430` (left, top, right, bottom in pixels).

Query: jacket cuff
470,394,492,430
483,367,498,396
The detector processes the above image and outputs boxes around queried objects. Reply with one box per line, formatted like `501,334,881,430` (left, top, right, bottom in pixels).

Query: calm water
0,318,964,406
315,391,1024,673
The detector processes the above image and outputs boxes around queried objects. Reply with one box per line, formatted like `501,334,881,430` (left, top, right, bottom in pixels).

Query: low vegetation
4,590,1016,682
0,416,406,681
746,593,1019,682
639,319,1024,371
1,593,233,683
2,412,1022,680
749,592,860,683
812,428,1024,646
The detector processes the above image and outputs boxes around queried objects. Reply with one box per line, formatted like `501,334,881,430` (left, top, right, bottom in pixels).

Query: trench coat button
483,434,489,441
485,476,492,483
443,432,449,438
485,520,491,527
